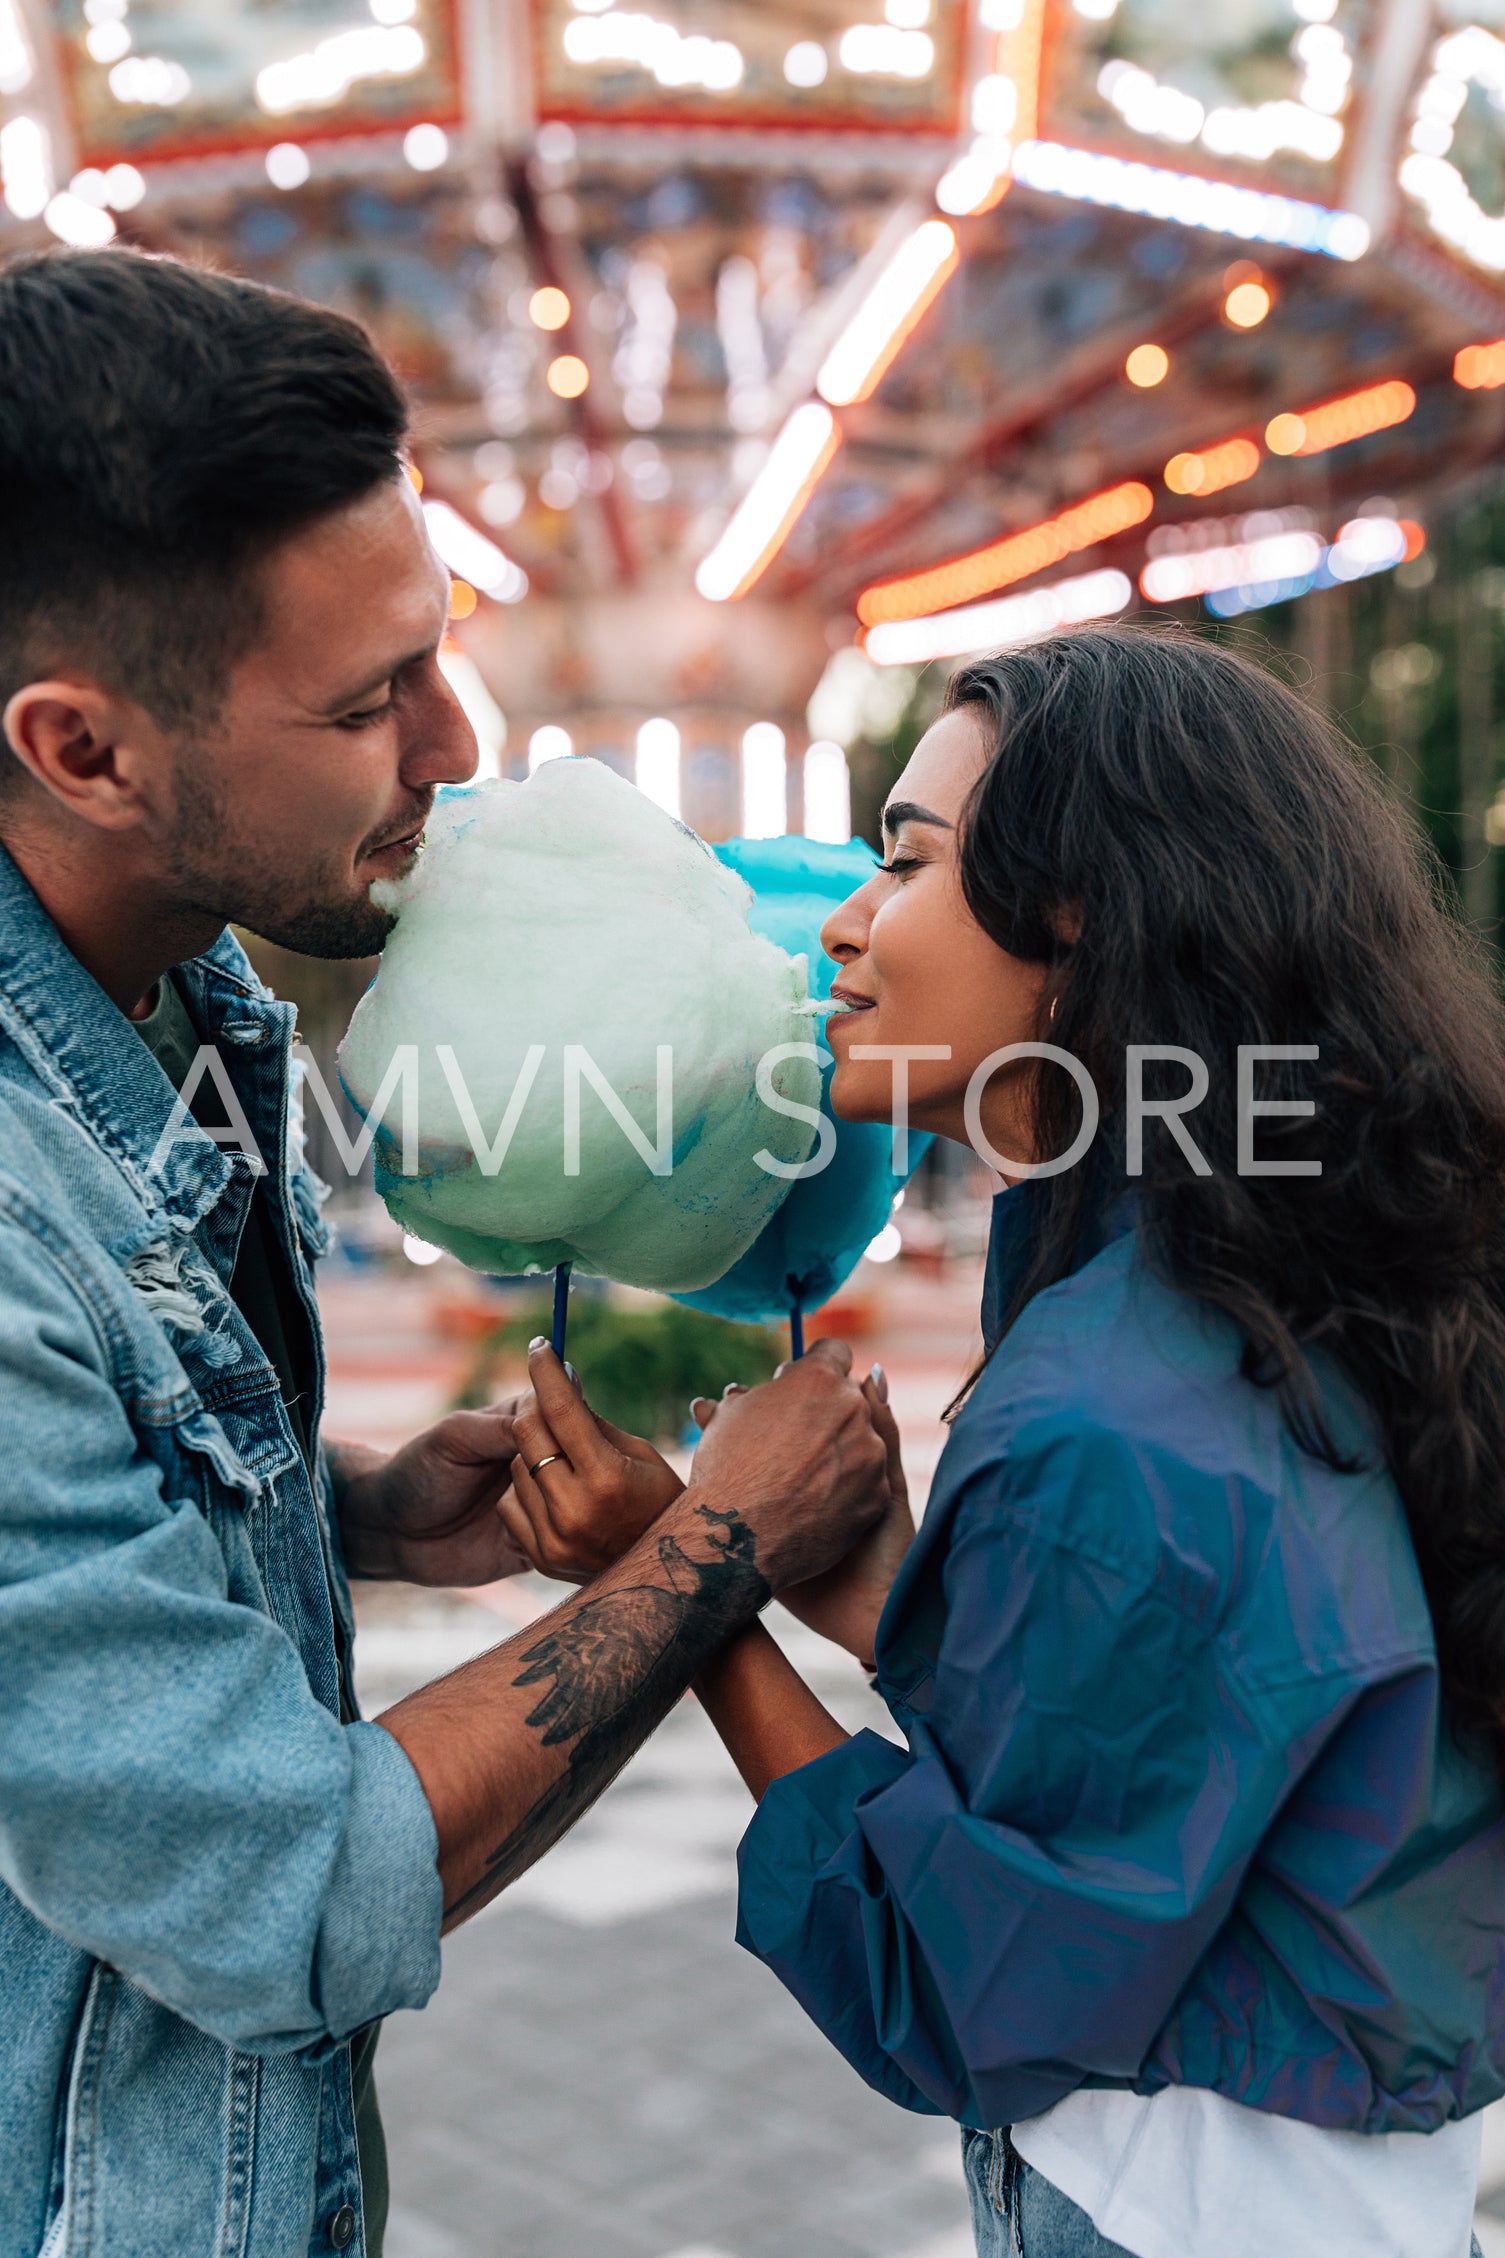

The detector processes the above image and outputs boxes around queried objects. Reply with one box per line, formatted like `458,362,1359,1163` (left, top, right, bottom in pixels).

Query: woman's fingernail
565,1361,580,1389
528,1336,546,1352
722,1380,739,1398
871,1362,889,1403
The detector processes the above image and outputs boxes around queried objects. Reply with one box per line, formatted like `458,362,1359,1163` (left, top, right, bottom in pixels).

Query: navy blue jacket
736,1186,1505,2134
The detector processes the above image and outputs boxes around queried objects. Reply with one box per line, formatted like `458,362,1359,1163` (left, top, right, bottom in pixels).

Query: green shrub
453,1292,783,1442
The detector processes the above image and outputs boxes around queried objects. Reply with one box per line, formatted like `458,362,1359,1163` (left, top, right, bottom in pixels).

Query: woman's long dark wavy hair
949,624,1505,1765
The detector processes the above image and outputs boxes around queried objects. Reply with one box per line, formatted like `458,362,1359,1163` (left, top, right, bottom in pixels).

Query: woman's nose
820,871,882,966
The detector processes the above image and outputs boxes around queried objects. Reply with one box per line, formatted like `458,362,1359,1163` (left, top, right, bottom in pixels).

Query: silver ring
527,1454,563,1477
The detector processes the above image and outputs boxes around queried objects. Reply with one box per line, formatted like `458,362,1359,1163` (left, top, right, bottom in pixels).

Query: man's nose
404,662,480,789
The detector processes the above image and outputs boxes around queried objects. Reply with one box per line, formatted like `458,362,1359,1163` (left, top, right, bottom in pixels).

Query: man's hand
773,1371,912,1666
378,1337,886,1925
503,1340,686,1582
693,1365,913,1666
332,1406,531,1586
669,1336,889,1588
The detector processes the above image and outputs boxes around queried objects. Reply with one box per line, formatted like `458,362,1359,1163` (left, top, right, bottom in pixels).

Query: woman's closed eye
878,852,925,878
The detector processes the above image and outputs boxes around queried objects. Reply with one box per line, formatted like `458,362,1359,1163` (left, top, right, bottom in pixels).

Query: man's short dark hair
0,247,408,746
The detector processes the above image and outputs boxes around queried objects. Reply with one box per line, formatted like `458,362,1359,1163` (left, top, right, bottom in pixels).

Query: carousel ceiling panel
531,0,967,135
53,0,462,164
764,175,1505,615
1039,0,1364,204
1396,6,1505,283
4,0,1505,694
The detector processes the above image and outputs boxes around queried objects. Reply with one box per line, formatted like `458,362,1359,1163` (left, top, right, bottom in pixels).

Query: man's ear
1,678,169,832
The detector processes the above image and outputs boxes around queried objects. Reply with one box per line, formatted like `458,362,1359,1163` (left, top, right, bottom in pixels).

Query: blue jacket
0,849,441,2258
737,1185,1505,2135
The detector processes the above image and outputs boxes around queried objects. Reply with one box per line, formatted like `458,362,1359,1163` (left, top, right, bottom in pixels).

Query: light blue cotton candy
671,835,931,1327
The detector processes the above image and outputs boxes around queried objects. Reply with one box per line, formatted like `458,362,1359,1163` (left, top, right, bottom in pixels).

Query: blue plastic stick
551,1261,571,1359
789,1303,805,1361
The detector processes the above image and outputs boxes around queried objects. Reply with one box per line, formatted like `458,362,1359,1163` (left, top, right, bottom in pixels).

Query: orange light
448,578,477,620
1163,436,1261,497
1400,519,1426,561
529,286,571,332
1224,281,1271,329
1264,379,1415,457
405,461,424,493
1126,342,1169,388
546,354,590,400
1456,339,1505,390
856,481,1154,627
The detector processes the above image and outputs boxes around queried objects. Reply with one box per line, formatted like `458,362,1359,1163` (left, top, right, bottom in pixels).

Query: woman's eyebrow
882,799,952,836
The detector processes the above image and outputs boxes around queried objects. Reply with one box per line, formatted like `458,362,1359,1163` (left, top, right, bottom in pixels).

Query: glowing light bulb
529,286,571,331
1224,279,1272,327
266,141,310,190
1125,342,1169,387
403,122,447,171
547,354,590,399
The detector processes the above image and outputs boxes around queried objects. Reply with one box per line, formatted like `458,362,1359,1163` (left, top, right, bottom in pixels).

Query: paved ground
356,1601,973,2258
324,1239,1505,2257
332,1242,982,2258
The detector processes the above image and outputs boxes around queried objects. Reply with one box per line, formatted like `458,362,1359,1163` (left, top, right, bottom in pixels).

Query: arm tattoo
445,1503,769,1919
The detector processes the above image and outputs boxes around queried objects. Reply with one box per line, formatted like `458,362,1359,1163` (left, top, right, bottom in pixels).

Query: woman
502,626,1505,2258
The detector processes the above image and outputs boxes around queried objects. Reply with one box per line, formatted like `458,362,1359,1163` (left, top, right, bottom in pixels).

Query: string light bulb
1223,263,1272,327
858,481,1153,626
1164,437,1261,496
1265,379,1414,457
546,354,590,399
1456,339,1505,389
529,286,570,331
1125,342,1169,387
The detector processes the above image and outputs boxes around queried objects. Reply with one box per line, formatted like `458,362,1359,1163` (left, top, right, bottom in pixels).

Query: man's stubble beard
166,752,397,961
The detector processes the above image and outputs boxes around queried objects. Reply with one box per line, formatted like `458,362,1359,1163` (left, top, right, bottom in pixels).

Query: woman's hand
500,1340,686,1582
692,1364,913,1667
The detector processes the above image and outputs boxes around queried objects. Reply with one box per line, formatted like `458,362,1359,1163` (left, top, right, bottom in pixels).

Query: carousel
4,0,1503,846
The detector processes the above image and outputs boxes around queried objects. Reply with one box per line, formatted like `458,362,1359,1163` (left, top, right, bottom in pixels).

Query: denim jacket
738,1185,1505,2136
0,847,442,2258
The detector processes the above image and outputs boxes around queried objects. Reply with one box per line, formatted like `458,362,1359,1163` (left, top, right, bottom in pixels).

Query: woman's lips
827,984,876,1018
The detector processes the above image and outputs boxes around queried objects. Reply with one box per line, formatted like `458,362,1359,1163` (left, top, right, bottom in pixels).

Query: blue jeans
961,2126,1484,2257
964,2129,1137,2257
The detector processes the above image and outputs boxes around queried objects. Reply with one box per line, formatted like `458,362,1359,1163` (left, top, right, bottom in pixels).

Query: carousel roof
4,0,1505,740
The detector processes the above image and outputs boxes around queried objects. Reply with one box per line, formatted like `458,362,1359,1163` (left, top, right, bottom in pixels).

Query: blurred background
6,0,1505,2249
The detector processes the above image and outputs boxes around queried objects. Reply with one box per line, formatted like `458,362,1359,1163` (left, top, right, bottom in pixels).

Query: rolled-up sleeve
0,1224,442,2057
737,1424,1362,2129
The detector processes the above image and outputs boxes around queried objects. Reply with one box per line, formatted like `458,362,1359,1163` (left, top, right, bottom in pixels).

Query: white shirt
1011,2084,1481,2258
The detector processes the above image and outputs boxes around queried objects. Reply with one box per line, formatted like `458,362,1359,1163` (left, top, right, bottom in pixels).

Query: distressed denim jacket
0,847,442,2258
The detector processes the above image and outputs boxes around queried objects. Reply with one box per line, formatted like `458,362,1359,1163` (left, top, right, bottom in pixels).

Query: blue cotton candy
671,835,931,1326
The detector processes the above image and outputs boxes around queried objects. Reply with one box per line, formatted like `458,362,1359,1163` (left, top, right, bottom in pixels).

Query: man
0,248,886,2258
